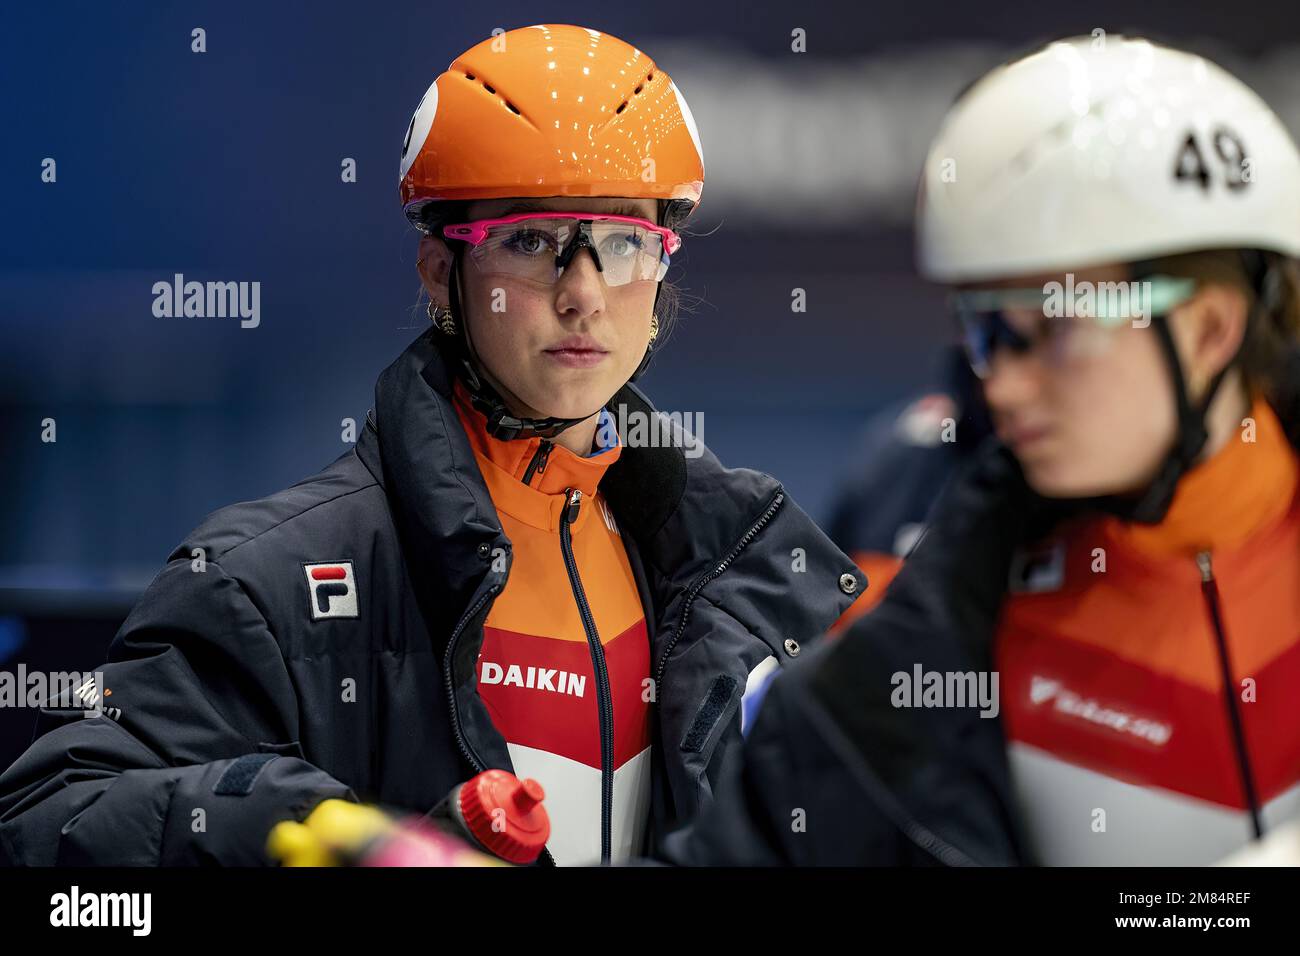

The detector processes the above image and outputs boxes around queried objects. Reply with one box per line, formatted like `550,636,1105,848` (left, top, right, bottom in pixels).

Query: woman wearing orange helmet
387,24,869,865
398,23,707,447
0,24,861,867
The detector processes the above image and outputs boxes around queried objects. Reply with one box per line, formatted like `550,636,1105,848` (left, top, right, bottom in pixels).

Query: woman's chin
523,374,625,421
525,390,611,422
1023,461,1143,501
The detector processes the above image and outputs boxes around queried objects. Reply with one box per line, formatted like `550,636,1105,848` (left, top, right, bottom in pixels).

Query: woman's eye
1042,315,1077,342
504,230,553,256
602,233,643,258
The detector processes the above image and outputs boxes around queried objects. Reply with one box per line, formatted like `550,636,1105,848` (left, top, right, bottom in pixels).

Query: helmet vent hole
482,82,495,94
633,84,643,95
505,101,520,115
463,72,475,81
616,102,627,114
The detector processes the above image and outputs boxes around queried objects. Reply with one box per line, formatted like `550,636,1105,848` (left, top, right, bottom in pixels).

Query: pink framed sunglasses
441,211,682,287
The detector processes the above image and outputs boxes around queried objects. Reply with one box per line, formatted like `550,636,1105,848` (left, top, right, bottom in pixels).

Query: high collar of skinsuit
450,377,623,533
1108,384,1300,559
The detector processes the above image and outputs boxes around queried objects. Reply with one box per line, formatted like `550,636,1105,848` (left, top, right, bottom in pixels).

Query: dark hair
1240,256,1300,398
1140,248,1300,399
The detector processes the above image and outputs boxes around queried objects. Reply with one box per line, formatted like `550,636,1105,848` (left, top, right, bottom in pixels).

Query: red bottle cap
457,770,550,864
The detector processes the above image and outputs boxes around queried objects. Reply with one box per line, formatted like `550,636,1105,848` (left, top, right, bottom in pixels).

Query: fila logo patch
304,562,358,620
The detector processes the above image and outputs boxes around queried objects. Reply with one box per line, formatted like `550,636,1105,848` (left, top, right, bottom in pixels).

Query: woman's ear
1173,282,1250,397
417,235,453,303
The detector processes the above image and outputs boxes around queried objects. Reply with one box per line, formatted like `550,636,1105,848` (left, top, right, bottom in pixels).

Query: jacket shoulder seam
215,480,381,561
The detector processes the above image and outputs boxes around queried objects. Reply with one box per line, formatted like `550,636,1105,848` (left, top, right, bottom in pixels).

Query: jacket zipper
443,579,556,866
376,403,543,857
559,487,616,864
522,440,553,486
1196,550,1264,839
375,408,976,866
371,410,965,865
653,492,785,689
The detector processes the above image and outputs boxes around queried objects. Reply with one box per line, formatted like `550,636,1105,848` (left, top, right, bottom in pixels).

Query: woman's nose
554,249,607,316
982,348,1043,412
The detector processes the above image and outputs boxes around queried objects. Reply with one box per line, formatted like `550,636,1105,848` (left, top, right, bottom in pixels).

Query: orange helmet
398,24,705,225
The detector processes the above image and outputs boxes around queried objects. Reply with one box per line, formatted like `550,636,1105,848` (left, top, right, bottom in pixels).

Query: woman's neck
1199,369,1252,461
472,362,601,455
1114,378,1297,556
551,414,600,456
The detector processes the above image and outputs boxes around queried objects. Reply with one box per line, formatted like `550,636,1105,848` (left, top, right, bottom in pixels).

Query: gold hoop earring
428,301,457,336
649,315,660,343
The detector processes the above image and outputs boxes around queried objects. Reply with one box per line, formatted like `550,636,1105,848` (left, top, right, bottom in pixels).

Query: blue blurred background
3,1,1300,762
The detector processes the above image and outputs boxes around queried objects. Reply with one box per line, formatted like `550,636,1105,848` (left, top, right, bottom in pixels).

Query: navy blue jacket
0,329,860,866
665,441,1039,865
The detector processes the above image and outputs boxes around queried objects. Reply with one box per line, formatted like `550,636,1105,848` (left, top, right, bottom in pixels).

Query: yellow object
266,799,395,867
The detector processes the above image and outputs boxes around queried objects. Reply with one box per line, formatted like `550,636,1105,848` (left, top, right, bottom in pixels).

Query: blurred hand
267,798,507,867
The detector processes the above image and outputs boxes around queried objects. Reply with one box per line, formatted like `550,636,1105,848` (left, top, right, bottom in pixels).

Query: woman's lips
543,346,609,369
1000,422,1053,451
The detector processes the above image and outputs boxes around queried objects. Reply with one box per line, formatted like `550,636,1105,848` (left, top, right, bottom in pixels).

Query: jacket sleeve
663,442,1062,865
659,645,916,865
0,557,356,866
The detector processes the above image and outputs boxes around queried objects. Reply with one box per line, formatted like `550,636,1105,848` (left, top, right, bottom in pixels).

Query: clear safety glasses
949,275,1198,378
442,212,682,288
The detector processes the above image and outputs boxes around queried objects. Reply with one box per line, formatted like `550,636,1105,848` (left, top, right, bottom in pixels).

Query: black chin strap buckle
468,391,579,441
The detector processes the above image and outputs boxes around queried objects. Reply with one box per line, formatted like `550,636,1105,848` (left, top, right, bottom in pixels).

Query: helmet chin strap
1086,312,1223,524
1085,252,1274,524
630,288,660,381
445,249,660,442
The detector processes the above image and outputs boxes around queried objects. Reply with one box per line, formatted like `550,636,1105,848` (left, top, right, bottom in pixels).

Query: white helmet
917,35,1300,283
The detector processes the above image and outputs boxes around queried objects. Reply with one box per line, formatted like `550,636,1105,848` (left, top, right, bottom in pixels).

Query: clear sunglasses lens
587,222,669,285
468,222,568,283
954,309,993,378
467,219,667,286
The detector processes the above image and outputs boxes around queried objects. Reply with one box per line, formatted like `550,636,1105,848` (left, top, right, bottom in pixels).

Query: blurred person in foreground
670,35,1300,866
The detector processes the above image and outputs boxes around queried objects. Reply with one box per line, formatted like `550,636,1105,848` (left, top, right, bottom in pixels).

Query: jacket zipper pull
1196,550,1213,582
522,439,553,486
564,488,582,524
